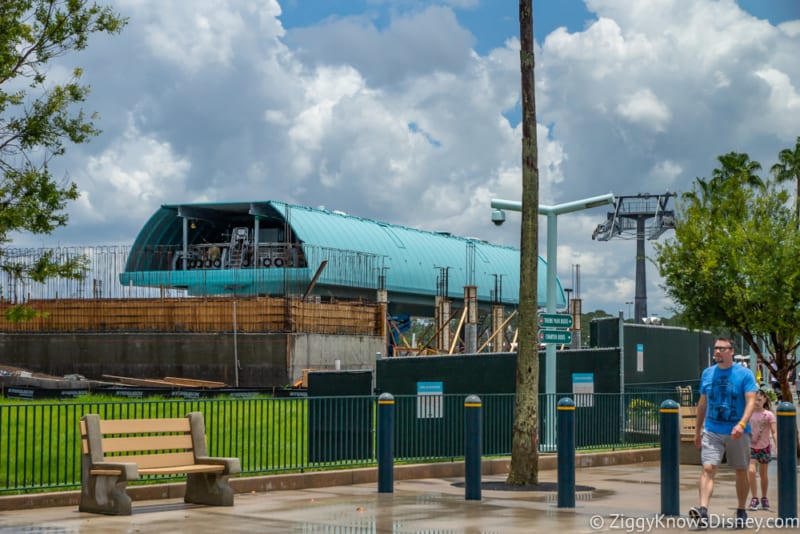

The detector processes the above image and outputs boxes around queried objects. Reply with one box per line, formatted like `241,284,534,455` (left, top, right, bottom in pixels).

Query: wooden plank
163,377,227,388
101,434,192,453
101,374,175,387
107,451,196,469
139,464,225,475
99,418,191,435
91,464,224,476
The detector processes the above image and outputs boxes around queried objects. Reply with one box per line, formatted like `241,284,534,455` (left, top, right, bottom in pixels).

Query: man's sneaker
749,497,760,510
688,506,709,529
761,497,770,510
735,508,748,529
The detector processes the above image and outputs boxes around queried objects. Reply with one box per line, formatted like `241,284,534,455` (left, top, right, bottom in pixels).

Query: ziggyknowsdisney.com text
590,513,800,532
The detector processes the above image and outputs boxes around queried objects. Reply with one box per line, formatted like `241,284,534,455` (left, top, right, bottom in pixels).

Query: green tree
0,1,125,315
655,153,800,400
507,0,540,486
771,136,800,222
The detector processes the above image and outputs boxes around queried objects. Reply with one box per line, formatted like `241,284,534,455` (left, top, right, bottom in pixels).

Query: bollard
776,401,797,521
377,392,395,493
557,397,576,508
659,399,680,516
464,394,482,500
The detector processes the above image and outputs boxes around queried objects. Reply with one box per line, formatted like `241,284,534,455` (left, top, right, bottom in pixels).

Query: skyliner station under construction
0,200,567,389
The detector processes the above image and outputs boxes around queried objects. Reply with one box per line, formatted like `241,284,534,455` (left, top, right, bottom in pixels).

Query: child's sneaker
688,506,709,530
735,508,748,529
749,497,760,510
761,497,770,510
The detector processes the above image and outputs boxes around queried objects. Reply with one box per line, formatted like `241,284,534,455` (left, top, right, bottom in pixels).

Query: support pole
377,393,395,493
464,395,482,500
776,401,797,520
544,212,557,450
659,399,680,516
557,397,575,508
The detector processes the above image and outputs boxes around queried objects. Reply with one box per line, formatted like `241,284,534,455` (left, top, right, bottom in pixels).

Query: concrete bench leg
79,474,132,515
185,473,234,506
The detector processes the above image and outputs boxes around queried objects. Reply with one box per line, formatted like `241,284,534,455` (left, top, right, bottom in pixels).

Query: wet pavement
1,460,796,533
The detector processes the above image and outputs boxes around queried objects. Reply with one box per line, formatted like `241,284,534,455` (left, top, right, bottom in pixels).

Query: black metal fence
0,391,671,494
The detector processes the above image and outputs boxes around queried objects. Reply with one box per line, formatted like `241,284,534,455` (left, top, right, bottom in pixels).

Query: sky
8,0,800,319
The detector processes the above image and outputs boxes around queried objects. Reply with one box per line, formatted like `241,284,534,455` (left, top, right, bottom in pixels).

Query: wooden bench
79,412,241,515
679,405,701,465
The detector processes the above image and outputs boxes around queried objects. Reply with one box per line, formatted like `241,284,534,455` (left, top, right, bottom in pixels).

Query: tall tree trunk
507,0,540,485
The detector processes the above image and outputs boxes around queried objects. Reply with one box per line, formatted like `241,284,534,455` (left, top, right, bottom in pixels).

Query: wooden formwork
0,296,383,336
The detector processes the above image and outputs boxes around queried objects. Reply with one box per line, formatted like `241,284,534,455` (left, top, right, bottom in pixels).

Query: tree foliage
0,1,125,315
655,151,800,399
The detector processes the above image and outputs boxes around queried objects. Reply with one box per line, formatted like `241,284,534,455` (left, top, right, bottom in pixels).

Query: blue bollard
464,394,482,500
377,392,395,493
776,401,797,521
557,397,576,508
659,399,680,516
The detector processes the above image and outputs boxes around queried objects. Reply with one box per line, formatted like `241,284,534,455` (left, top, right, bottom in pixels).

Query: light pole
491,192,615,449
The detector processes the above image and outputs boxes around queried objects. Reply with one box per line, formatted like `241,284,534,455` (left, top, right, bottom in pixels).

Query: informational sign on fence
416,381,443,419
572,372,595,407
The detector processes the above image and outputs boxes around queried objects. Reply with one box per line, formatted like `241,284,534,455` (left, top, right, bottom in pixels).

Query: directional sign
538,313,573,329
539,330,572,344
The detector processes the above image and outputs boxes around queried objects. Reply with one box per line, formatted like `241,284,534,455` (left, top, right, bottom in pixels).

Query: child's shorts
750,445,772,464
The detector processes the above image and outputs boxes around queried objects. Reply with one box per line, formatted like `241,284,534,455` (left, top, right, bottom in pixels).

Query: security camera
491,209,506,226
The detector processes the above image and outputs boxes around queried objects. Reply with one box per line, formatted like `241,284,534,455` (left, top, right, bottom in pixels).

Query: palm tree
771,136,800,222
507,0,540,486
712,152,763,188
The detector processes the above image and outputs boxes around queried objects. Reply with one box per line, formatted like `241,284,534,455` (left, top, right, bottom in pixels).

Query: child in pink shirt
748,389,777,510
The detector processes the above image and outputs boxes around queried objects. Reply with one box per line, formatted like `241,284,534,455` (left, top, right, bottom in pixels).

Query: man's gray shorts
701,430,751,468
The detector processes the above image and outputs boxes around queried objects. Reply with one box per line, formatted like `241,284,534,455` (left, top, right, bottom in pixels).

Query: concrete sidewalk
0,459,795,533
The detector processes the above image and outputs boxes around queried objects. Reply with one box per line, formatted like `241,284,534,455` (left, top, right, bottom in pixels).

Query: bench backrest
80,412,209,468
679,405,697,435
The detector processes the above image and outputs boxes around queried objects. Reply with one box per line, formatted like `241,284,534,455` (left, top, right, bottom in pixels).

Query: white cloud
76,117,190,228
116,0,284,73
616,89,671,132
754,67,800,137
779,20,800,37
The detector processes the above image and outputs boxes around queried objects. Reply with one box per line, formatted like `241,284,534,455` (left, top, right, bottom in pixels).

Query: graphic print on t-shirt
708,368,739,424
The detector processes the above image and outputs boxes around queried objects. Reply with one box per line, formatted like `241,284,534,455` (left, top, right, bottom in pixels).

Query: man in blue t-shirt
688,337,758,529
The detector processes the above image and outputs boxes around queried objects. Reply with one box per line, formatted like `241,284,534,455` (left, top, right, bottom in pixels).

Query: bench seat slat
99,418,192,435
90,464,225,476
100,435,193,454
105,451,196,469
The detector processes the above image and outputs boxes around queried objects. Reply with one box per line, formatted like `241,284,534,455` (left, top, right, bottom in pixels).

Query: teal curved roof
121,200,565,311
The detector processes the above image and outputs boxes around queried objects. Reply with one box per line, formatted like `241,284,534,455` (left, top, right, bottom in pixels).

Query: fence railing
0,391,677,494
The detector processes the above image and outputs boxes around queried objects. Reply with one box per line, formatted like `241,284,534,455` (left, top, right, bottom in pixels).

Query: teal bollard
776,402,797,520
659,399,680,516
464,395,482,500
557,397,576,508
377,393,394,493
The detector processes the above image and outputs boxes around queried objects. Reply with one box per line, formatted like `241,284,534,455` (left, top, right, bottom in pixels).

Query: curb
0,448,659,512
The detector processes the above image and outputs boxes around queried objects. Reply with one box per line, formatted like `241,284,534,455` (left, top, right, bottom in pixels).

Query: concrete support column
570,298,582,349
464,286,477,353
491,305,505,352
435,296,451,353
377,289,388,357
